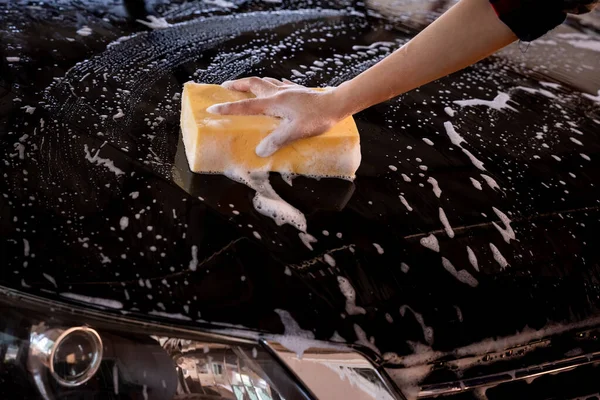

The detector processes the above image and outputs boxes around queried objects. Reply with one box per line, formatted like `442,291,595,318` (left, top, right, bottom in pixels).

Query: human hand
206,77,346,157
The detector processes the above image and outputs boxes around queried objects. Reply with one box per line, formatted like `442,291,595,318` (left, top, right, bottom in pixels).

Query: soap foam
400,195,413,211
119,216,129,230
76,26,92,36
323,254,336,266
470,177,482,190
400,262,410,273
453,92,517,112
61,292,123,309
427,177,441,198
338,276,367,316
466,246,479,272
400,305,434,345
420,234,439,252
137,16,172,29
441,257,478,287
225,168,307,232
491,207,515,243
275,309,316,358
489,243,508,269
373,243,384,254
480,174,501,191
84,144,125,176
438,207,454,238
515,86,557,99
299,232,317,250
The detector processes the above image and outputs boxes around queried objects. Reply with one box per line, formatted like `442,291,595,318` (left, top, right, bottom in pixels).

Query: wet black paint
1,0,600,359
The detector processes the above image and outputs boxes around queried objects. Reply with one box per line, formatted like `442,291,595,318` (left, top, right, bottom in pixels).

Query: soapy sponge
180,82,361,179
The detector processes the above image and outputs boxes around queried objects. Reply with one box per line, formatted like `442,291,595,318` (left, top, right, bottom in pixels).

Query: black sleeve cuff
490,0,567,42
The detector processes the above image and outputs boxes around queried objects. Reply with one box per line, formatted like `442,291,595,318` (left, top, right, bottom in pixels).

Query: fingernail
221,80,234,89
206,104,222,114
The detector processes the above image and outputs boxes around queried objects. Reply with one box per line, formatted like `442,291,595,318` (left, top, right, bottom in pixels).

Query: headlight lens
0,289,400,400
29,326,103,387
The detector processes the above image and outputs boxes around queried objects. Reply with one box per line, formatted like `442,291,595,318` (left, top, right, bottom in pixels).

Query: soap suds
6,56,20,62
470,177,482,190
570,137,583,146
119,216,129,230
401,173,412,182
400,305,434,345
76,26,92,36
354,324,380,354
444,107,455,117
84,144,125,176
205,0,236,7
583,90,600,103
400,195,413,211
489,243,508,269
113,109,125,120
226,169,307,232
466,246,479,271
373,243,384,254
438,208,455,238
61,293,123,309
515,85,557,99
188,245,198,271
491,207,515,243
400,262,410,273
567,39,600,52
422,138,434,146
275,309,316,358
137,16,172,29
420,234,439,252
388,165,398,171
443,122,485,170
454,92,517,112
148,311,192,321
299,232,317,250
461,149,485,171
23,239,30,257
43,273,57,287
540,81,561,89
441,257,478,287
324,254,336,266
427,177,441,198
338,277,366,315
480,174,501,191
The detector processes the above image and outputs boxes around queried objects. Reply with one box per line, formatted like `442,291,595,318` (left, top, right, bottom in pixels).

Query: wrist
328,81,358,120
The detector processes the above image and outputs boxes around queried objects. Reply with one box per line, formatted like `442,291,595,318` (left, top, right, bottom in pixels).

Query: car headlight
0,287,401,400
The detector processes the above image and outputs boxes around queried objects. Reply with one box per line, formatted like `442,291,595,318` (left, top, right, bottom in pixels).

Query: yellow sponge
180,82,361,179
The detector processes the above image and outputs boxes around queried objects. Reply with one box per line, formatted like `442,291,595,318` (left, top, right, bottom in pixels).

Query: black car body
1,0,600,399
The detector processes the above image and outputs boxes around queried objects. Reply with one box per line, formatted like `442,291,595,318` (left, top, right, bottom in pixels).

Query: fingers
282,78,300,86
263,77,285,86
206,98,269,116
256,121,296,157
221,77,277,97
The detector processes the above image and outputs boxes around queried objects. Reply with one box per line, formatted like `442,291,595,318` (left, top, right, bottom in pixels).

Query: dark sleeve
489,0,567,41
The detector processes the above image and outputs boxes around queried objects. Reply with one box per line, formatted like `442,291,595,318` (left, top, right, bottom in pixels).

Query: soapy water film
39,9,404,245
37,6,600,260
3,0,600,375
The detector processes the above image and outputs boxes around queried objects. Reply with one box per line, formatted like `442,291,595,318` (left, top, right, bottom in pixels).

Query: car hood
1,0,600,361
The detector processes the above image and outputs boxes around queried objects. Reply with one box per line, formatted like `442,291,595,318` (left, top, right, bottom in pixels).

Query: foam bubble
420,234,439,252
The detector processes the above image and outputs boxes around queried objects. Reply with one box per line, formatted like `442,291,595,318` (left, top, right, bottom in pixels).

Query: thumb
256,121,296,157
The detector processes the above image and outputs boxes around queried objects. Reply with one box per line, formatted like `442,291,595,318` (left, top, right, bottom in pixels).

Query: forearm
333,0,517,116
